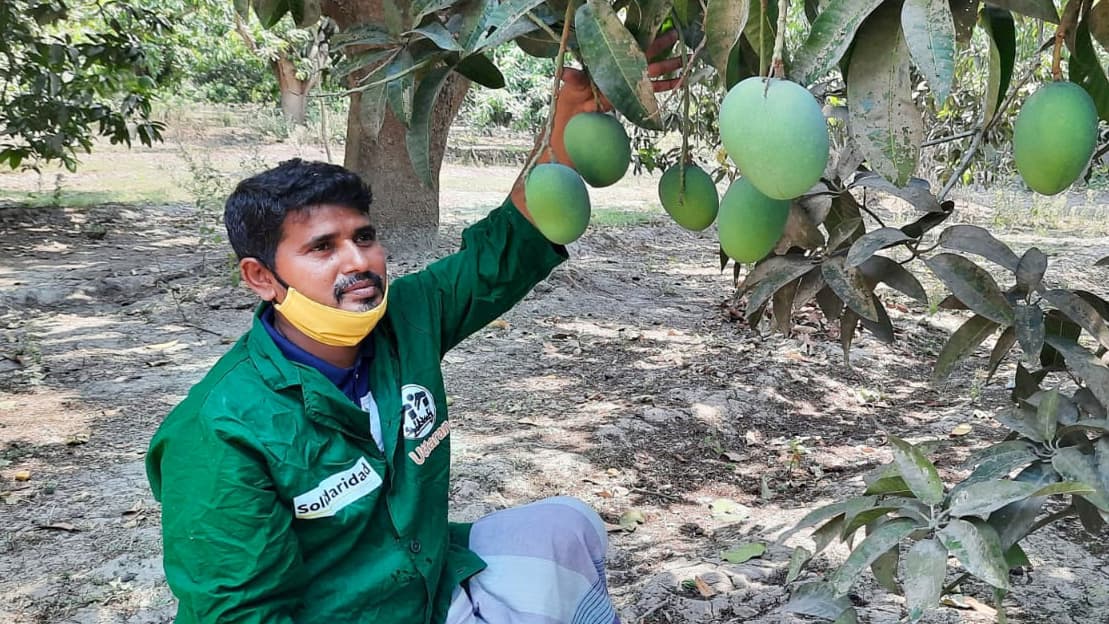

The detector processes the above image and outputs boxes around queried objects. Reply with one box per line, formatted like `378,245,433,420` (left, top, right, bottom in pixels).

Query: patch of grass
591,208,661,227
0,188,176,208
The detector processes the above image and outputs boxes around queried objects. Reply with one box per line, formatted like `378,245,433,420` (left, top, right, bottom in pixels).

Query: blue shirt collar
259,305,374,397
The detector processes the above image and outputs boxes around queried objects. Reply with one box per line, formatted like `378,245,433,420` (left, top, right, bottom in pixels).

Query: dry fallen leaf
14,470,31,482
950,423,973,436
618,509,646,532
487,319,510,330
38,522,78,532
694,576,716,598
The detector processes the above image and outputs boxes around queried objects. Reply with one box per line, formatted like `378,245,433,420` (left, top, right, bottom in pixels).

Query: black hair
223,158,373,268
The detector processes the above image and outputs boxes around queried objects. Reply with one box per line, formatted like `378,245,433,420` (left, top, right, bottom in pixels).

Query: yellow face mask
274,284,388,347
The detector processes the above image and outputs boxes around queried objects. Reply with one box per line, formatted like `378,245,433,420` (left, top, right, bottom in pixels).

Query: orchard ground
2,109,1109,623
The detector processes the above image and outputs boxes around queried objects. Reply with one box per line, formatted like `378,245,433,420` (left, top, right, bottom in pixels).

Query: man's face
271,203,387,312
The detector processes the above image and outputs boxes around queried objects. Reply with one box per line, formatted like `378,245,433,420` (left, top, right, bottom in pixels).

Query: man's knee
530,496,608,560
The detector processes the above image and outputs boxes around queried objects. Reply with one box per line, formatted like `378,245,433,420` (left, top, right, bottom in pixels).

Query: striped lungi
446,496,619,624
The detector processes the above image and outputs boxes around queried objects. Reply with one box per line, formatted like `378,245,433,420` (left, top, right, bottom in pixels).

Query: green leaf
950,0,980,47
846,227,912,267
828,518,916,595
1004,542,1031,569
705,0,750,79
1092,0,1109,53
358,82,389,141
848,171,943,213
745,257,817,319
791,0,886,85
822,255,880,321
456,0,496,52
937,224,1020,271
474,0,550,51
628,0,671,49
332,24,397,50
1043,335,1109,409
1072,16,1109,123
903,538,947,622
963,440,1038,483
1053,447,1109,511
988,462,1059,548
889,435,945,505
859,294,895,344
981,7,1015,123
1075,496,1107,533
786,546,812,583
1074,387,1107,419
575,0,662,129
454,53,505,88
901,0,956,102
235,0,251,20
252,0,290,28
1056,419,1109,439
779,498,876,543
870,540,901,593
413,0,467,23
1030,481,1098,497
986,326,1017,384
846,3,922,186
786,582,854,619
948,480,1040,519
333,49,396,81
1042,289,1109,353
1014,302,1045,363
1015,247,1047,293
721,541,766,563
925,253,1014,324
405,66,454,188
865,475,914,496
994,405,1049,442
289,0,321,27
858,255,928,303
742,0,777,72
814,514,849,554
1033,388,1062,440
385,50,417,125
933,314,1000,382
981,0,1059,23
937,518,1010,590
1040,310,1082,369
409,22,463,51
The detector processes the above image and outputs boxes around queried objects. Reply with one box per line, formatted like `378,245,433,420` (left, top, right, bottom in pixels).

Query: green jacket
146,200,566,623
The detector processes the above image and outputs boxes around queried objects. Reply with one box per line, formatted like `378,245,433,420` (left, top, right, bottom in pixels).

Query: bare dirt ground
2,121,1109,624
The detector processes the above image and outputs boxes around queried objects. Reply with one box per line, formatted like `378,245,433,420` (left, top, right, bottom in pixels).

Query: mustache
333,271,384,303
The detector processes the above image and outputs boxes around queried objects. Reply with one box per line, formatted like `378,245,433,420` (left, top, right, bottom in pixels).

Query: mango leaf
848,171,942,213
413,0,466,23
628,0,671,49
867,522,901,594
933,314,999,382
745,257,816,319
794,267,826,309
772,279,800,335
1042,289,1109,353
454,53,506,88
847,3,922,186
358,82,389,141
289,0,321,27
823,256,880,321
1012,362,1048,402
960,440,1038,486
950,0,980,47
382,0,407,34
473,0,548,49
575,0,662,129
949,480,1040,519
889,435,945,505
901,0,956,102
455,0,497,52
705,0,750,79
409,22,463,51
1032,388,1062,440
1092,0,1109,53
1014,247,1047,293
814,514,849,554
860,293,895,344
791,0,886,84
1097,437,1109,493
981,7,1015,123
1056,419,1109,439
776,205,827,253
925,253,1014,323
235,0,251,20
1040,310,1082,370
1098,255,1109,267
994,405,1050,442
1030,481,1098,497
903,538,948,622
989,462,1058,548
1075,496,1108,533
1074,387,1107,419
780,498,880,544
333,49,395,81
252,0,290,28
828,518,916,595
846,228,912,267
786,582,854,619
865,475,914,496
1043,335,1109,409
383,49,415,124
900,200,955,238
817,287,846,320
1053,447,1109,510
1014,303,1045,363
1070,16,1109,122
786,546,813,583
1005,542,1031,569
721,541,766,563
332,23,397,49
858,255,928,303
406,66,454,188
937,224,1020,270
981,0,1058,22
743,0,777,75
986,326,1017,383
937,519,1010,590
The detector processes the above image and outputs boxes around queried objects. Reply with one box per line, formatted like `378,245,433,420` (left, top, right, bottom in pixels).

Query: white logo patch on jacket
401,384,436,439
294,456,382,520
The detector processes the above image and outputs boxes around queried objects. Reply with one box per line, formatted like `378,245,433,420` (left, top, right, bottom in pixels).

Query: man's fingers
645,29,680,59
647,57,684,78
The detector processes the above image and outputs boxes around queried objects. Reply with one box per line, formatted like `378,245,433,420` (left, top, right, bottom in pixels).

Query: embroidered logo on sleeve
401,384,436,439
293,456,382,520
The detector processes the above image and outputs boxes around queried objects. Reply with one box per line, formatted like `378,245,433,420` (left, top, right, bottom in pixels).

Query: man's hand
512,30,685,220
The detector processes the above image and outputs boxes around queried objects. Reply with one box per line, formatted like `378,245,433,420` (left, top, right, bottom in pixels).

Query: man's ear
240,258,283,302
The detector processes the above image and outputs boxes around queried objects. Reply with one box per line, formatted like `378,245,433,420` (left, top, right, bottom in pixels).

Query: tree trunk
343,78,469,249
323,0,471,250
274,55,310,125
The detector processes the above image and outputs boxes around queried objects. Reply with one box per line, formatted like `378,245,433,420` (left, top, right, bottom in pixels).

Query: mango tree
241,0,1109,619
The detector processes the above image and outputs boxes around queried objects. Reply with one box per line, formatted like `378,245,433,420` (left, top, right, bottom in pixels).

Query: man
146,37,680,624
